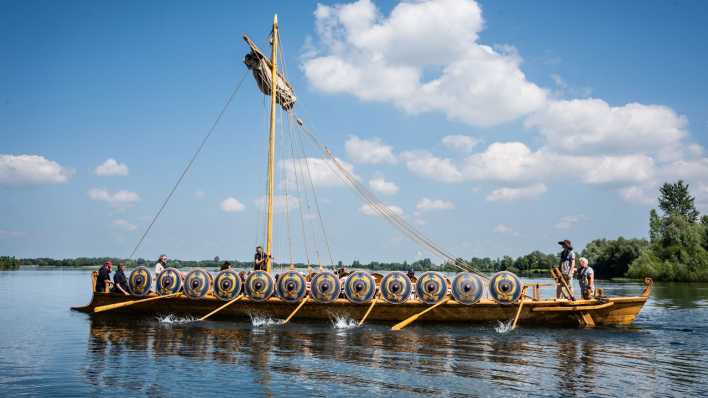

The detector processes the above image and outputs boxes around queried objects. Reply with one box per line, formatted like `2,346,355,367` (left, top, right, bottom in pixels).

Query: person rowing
95,260,112,293
112,262,129,295
254,246,270,271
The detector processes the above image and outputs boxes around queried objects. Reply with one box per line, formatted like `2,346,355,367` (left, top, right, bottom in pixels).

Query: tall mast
265,14,279,273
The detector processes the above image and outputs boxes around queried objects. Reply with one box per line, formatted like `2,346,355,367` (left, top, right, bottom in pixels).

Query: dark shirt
96,266,111,293
254,252,266,271
112,269,128,293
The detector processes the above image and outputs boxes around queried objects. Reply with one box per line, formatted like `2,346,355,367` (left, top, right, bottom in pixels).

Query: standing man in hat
556,240,576,299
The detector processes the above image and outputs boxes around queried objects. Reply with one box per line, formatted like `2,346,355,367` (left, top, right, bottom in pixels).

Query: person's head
256,246,263,254
104,260,113,271
557,239,573,250
159,254,167,263
118,262,125,271
223,261,231,267
579,257,589,268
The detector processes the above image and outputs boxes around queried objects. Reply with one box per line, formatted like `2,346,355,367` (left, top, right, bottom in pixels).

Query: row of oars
92,287,530,331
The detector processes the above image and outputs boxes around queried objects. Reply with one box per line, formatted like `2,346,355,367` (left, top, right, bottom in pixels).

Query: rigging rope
127,71,248,259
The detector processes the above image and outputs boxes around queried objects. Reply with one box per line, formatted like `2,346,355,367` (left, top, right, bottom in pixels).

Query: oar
93,292,181,313
280,297,309,325
511,286,529,330
198,295,244,321
357,294,379,327
391,297,450,331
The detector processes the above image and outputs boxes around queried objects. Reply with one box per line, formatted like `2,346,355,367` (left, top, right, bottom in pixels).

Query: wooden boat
72,16,653,329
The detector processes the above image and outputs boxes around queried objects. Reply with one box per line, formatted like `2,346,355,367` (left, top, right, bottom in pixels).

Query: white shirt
154,261,164,277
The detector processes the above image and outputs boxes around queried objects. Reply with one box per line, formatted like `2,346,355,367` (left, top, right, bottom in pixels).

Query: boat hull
73,292,648,328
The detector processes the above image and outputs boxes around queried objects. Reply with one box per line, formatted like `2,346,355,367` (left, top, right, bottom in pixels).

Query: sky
2,0,708,264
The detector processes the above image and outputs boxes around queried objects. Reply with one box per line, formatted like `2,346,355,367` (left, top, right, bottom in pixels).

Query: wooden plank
532,302,614,312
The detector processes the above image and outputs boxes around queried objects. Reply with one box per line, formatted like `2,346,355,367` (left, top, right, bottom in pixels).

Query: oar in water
280,297,309,325
93,292,181,313
391,298,450,331
198,295,244,321
511,286,529,331
357,294,379,327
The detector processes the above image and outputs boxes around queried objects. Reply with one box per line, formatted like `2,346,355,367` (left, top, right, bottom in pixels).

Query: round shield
344,271,376,304
276,270,307,302
128,266,152,297
213,269,242,301
244,270,275,301
451,272,485,305
156,267,183,295
489,271,522,304
380,272,412,304
309,271,341,303
416,271,448,304
183,268,213,299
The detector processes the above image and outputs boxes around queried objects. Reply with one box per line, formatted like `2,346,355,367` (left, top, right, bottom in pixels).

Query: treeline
0,256,19,270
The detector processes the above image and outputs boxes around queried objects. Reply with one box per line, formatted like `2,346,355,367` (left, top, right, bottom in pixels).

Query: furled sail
243,35,296,111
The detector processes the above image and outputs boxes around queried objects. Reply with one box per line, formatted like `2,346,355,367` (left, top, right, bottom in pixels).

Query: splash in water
495,320,514,334
329,314,358,329
249,314,280,327
156,314,197,324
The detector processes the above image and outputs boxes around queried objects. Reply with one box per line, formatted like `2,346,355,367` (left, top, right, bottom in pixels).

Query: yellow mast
265,14,278,273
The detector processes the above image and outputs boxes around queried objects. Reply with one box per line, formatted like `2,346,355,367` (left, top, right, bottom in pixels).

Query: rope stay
127,71,248,260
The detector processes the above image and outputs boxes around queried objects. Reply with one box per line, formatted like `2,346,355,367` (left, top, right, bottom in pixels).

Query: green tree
582,238,648,278
658,180,699,223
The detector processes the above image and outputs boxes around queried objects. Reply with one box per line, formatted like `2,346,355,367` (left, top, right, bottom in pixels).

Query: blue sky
2,0,708,263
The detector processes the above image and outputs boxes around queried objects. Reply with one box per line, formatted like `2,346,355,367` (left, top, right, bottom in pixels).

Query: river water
0,269,706,397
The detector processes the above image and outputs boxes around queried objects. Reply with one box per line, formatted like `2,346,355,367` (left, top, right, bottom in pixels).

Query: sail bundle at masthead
243,35,296,110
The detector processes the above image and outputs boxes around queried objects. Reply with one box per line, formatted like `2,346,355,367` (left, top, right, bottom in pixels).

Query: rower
95,260,112,293
220,261,232,271
112,262,129,295
153,254,167,290
577,257,595,299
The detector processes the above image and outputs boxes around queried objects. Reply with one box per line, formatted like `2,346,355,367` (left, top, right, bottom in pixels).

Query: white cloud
369,177,399,195
112,219,137,231
619,186,656,205
255,195,300,214
400,151,463,183
94,158,129,176
0,154,72,185
0,229,25,239
345,136,397,164
88,188,140,208
416,198,455,211
555,215,588,230
486,183,547,202
526,98,687,156
359,203,404,217
220,197,246,213
441,135,478,153
280,157,356,187
494,224,513,234
195,190,206,199
304,0,546,127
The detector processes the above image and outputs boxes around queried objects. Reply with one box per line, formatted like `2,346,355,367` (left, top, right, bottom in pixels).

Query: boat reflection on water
82,315,682,396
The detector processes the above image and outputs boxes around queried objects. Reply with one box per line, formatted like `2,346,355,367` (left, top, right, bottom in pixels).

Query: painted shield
380,272,412,304
416,271,448,304
213,269,242,301
244,270,275,301
309,271,341,303
184,268,213,299
344,271,376,304
128,266,152,297
451,272,485,305
489,271,522,304
156,267,183,295
276,270,307,302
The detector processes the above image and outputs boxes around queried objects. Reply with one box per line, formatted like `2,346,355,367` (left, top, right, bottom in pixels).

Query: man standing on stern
556,240,576,299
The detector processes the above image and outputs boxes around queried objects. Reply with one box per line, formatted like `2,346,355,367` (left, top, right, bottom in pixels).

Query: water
1,270,707,397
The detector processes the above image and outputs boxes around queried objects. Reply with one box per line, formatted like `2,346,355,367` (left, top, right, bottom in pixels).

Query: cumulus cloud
555,215,588,230
88,188,140,208
441,135,478,153
220,197,246,213
112,219,137,231
486,183,547,202
493,224,514,234
94,158,129,176
359,203,404,217
303,0,546,126
619,186,656,205
369,177,399,195
255,195,300,214
416,198,455,211
400,151,463,183
280,157,356,187
0,154,72,185
345,136,397,164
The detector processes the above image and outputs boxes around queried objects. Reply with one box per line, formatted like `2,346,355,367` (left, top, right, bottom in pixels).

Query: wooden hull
73,291,649,328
